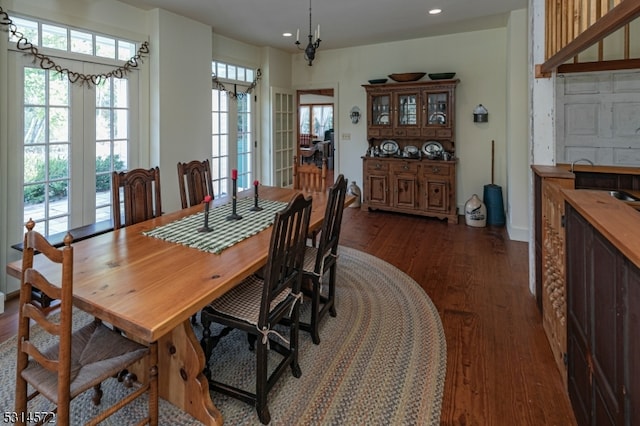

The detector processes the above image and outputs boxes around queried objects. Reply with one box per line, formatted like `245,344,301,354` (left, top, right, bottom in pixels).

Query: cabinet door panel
594,385,617,426
625,261,640,424
366,174,388,206
425,180,448,212
592,232,621,417
393,174,418,209
568,332,591,426
566,205,593,425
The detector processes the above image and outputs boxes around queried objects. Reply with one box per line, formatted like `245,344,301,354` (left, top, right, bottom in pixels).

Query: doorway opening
296,88,335,186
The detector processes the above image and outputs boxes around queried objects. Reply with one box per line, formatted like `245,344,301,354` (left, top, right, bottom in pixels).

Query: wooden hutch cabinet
362,79,459,223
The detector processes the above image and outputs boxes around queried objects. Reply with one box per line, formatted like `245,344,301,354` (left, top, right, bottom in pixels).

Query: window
299,104,333,140
10,17,138,60
8,16,140,237
211,61,256,195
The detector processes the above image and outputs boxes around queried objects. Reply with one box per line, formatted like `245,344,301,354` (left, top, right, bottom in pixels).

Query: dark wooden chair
300,174,347,344
111,167,162,229
15,219,158,426
177,159,214,209
199,193,312,425
293,155,327,193
177,159,215,324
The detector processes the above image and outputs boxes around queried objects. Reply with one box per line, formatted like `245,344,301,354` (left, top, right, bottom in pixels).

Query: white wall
506,9,530,241
149,9,213,214
292,14,530,241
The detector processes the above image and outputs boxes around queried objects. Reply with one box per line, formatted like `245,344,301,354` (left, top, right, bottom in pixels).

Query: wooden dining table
6,185,348,425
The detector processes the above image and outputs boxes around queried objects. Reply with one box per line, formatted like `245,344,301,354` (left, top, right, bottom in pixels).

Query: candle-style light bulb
296,28,299,42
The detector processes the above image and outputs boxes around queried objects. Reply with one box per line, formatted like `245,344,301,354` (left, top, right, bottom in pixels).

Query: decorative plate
422,141,443,159
428,112,446,125
376,113,390,125
404,145,419,155
380,140,399,156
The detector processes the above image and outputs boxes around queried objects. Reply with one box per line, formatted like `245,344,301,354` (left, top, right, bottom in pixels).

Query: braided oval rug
0,246,446,425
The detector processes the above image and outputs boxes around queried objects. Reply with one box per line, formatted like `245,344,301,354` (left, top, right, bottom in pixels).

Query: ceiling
118,0,527,53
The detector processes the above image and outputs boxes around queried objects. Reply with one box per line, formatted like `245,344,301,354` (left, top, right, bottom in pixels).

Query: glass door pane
427,92,448,125
236,94,252,191
22,67,71,236
95,76,129,224
371,94,390,126
211,89,230,196
397,93,418,125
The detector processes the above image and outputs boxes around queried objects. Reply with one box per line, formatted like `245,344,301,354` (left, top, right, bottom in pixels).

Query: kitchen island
562,188,640,426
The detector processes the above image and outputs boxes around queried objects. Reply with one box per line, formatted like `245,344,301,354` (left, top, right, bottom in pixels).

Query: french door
7,52,139,238
211,85,255,196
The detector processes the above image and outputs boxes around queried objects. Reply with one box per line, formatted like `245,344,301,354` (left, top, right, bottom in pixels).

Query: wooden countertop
562,189,640,269
532,163,640,177
531,165,575,179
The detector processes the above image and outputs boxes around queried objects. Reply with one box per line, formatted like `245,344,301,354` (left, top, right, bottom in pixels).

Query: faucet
570,158,594,173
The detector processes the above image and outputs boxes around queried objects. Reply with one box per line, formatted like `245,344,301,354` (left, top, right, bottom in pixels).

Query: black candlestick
198,200,213,232
249,182,263,211
226,178,243,220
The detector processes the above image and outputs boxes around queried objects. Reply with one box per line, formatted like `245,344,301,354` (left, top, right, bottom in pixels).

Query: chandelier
295,0,321,66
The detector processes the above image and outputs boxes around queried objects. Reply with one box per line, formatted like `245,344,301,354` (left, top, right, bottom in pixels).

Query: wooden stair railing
538,0,640,76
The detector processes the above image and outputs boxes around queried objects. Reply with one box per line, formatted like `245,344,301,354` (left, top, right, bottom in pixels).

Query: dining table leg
158,319,222,425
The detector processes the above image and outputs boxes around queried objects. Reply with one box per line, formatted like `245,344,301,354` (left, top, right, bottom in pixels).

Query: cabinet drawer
365,160,389,171
422,163,451,176
393,128,421,137
391,161,419,173
436,129,452,139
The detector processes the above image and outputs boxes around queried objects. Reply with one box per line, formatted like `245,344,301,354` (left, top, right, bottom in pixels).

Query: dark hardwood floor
338,207,577,426
0,206,577,425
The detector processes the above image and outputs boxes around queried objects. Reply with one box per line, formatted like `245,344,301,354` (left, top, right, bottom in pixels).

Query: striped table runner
143,197,287,254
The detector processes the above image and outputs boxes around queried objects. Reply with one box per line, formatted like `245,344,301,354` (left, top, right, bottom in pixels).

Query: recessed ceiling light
283,32,293,37
429,8,442,15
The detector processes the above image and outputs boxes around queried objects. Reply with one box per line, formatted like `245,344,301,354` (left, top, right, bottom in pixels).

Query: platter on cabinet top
422,141,443,159
380,140,399,156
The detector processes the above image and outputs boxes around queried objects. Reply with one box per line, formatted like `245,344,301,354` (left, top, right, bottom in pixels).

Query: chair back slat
111,167,162,229
22,341,60,371
177,159,214,209
260,193,312,325
316,174,348,267
293,156,327,192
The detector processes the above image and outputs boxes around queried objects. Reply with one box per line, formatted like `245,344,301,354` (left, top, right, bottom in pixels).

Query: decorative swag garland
213,68,262,100
0,6,149,87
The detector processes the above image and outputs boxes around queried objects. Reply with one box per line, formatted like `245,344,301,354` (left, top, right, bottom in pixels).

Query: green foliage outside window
24,155,123,203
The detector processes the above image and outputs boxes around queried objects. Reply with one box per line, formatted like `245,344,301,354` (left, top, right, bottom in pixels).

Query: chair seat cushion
207,274,291,325
303,246,335,275
21,320,148,402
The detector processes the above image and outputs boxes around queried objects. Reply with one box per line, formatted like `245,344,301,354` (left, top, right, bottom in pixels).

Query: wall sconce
473,104,488,123
350,106,361,124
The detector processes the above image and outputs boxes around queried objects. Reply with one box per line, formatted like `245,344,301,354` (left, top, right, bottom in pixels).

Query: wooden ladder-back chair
15,219,158,426
111,167,162,229
177,159,214,209
293,155,327,193
199,193,312,424
300,174,348,344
